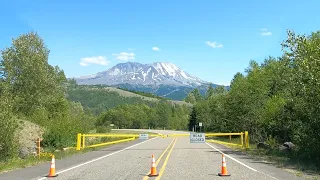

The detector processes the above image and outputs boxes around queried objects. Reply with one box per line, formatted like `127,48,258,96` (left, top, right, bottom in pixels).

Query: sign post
139,134,149,140
199,122,203,132
190,133,205,143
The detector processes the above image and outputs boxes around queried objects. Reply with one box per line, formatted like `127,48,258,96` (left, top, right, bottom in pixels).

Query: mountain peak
75,61,208,87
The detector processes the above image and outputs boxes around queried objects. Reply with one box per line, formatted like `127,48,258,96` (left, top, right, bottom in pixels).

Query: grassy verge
208,137,320,179
0,147,92,174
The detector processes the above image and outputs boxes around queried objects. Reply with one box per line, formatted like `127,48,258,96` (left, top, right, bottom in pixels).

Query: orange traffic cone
218,154,230,176
47,155,58,177
148,154,159,177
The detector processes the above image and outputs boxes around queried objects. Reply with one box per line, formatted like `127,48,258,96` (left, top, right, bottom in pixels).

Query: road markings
155,137,178,180
37,137,158,180
205,142,257,171
143,137,176,180
206,142,279,180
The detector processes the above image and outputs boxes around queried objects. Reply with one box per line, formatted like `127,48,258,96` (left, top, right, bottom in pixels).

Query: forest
185,30,320,165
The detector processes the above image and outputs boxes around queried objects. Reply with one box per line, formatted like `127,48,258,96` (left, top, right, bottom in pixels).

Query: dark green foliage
41,130,64,149
188,107,197,131
190,30,320,167
66,85,155,115
116,86,168,100
96,103,190,130
0,80,17,161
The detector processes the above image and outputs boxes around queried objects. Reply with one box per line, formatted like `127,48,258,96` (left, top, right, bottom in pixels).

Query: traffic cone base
148,174,159,177
218,173,231,176
46,174,58,178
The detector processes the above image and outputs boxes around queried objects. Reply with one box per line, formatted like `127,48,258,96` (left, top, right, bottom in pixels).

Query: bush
0,95,18,161
96,126,111,133
41,130,65,149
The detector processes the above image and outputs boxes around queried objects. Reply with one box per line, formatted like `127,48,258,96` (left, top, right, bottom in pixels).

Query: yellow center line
155,137,178,180
143,137,176,180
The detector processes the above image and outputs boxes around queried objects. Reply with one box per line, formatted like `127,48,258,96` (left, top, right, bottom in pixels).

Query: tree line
96,102,190,130
186,30,320,165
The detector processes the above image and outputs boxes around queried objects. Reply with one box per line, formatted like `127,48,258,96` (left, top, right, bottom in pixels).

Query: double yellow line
143,137,178,180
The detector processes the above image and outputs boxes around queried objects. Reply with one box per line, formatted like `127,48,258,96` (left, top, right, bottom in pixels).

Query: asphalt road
0,130,307,180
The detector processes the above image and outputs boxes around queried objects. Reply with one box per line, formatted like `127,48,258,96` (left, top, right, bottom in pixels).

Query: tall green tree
206,84,214,99
1,32,68,120
188,106,197,131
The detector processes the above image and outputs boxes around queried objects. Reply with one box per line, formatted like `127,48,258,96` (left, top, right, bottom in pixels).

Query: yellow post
76,133,81,151
240,132,244,148
82,134,86,149
245,131,249,149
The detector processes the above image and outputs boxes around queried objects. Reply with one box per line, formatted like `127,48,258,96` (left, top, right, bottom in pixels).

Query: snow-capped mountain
75,62,208,87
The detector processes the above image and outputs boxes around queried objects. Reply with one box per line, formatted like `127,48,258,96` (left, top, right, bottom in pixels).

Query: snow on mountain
75,62,208,87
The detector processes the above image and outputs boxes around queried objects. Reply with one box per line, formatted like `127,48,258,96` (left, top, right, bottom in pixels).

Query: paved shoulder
0,139,152,180
206,142,305,180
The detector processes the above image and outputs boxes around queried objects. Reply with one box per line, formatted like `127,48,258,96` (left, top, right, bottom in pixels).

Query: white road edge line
37,137,158,180
205,142,278,180
205,142,258,171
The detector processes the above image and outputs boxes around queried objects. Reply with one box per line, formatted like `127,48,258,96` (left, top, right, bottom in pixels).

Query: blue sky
1,0,319,85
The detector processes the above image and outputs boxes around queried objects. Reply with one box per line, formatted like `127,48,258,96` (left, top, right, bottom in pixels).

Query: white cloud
112,52,135,61
206,41,223,48
80,56,110,66
128,48,135,51
260,28,272,36
152,47,160,51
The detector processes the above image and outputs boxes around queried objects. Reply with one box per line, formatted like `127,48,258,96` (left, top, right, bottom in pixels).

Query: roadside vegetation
0,32,191,172
186,30,320,171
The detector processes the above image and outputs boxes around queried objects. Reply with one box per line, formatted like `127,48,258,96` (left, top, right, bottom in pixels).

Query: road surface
0,130,307,180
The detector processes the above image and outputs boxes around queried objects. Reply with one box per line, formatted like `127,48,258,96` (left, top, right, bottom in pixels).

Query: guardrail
76,133,162,150
75,131,249,150
162,131,250,149
205,131,249,149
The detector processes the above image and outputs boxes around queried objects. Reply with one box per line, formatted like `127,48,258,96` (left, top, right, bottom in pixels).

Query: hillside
67,84,192,115
115,83,229,100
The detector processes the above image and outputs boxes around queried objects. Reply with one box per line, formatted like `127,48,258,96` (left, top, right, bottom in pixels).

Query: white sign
199,122,203,127
190,133,205,143
139,134,149,140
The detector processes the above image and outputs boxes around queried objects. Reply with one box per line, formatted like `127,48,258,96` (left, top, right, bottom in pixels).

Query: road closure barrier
205,131,249,149
76,133,161,150
163,131,250,149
